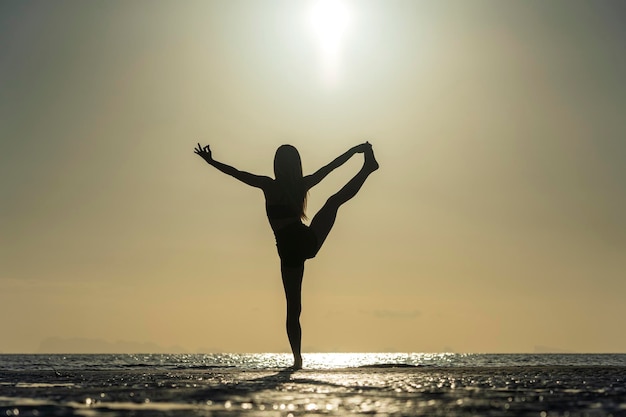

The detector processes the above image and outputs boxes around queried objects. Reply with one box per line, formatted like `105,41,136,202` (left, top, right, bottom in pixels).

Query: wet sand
1,366,625,416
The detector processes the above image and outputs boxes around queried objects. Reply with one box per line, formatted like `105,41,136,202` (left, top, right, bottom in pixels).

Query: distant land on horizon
36,337,198,354
22,337,581,355
533,345,574,354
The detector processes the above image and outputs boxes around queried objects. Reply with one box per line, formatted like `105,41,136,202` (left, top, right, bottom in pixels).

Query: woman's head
274,144,302,181
274,144,307,220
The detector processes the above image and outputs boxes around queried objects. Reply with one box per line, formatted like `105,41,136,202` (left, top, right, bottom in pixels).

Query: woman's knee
286,301,301,317
325,194,343,211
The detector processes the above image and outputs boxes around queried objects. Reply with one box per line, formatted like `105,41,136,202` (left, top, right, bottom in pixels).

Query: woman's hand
353,142,372,154
194,143,213,162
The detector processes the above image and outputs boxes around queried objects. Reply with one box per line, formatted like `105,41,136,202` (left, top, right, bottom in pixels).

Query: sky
1,0,625,354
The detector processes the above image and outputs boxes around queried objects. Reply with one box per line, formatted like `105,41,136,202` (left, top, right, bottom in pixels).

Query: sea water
1,353,625,416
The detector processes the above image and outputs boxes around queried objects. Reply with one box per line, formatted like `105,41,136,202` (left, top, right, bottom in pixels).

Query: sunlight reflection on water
1,353,625,372
1,354,625,416
301,352,457,368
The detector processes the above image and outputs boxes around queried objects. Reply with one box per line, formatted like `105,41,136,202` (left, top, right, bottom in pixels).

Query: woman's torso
264,180,304,232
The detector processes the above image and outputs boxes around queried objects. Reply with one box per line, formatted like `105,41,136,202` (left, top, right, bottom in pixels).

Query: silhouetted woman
194,142,378,368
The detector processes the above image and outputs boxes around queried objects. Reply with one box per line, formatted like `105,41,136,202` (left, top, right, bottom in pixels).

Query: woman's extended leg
310,145,378,251
281,262,304,369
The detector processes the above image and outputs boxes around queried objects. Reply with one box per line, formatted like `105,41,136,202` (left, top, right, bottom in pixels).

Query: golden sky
1,0,625,353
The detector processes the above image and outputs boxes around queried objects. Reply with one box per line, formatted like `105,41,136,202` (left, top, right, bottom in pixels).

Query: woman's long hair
274,145,308,220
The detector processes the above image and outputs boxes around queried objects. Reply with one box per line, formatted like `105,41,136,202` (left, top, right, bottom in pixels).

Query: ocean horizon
2,352,626,371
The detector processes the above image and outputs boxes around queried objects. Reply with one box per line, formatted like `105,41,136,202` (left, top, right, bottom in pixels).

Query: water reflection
2,365,625,416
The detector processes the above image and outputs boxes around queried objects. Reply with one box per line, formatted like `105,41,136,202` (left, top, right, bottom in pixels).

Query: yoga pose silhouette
194,142,378,368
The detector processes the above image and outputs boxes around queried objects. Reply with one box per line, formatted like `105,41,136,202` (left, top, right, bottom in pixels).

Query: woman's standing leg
310,145,378,251
281,262,304,369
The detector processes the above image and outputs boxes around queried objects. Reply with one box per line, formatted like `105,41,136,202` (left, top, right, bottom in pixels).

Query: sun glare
308,0,352,83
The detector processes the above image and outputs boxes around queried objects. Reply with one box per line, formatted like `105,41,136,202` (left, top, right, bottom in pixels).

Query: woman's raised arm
194,143,271,189
304,142,369,189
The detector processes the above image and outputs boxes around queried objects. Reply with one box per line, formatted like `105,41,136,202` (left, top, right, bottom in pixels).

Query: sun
308,0,352,83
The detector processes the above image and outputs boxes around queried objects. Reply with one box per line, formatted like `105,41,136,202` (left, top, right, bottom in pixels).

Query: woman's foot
364,143,379,172
292,355,303,370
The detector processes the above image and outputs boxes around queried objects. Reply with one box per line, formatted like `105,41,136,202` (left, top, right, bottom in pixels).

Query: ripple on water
2,366,626,416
